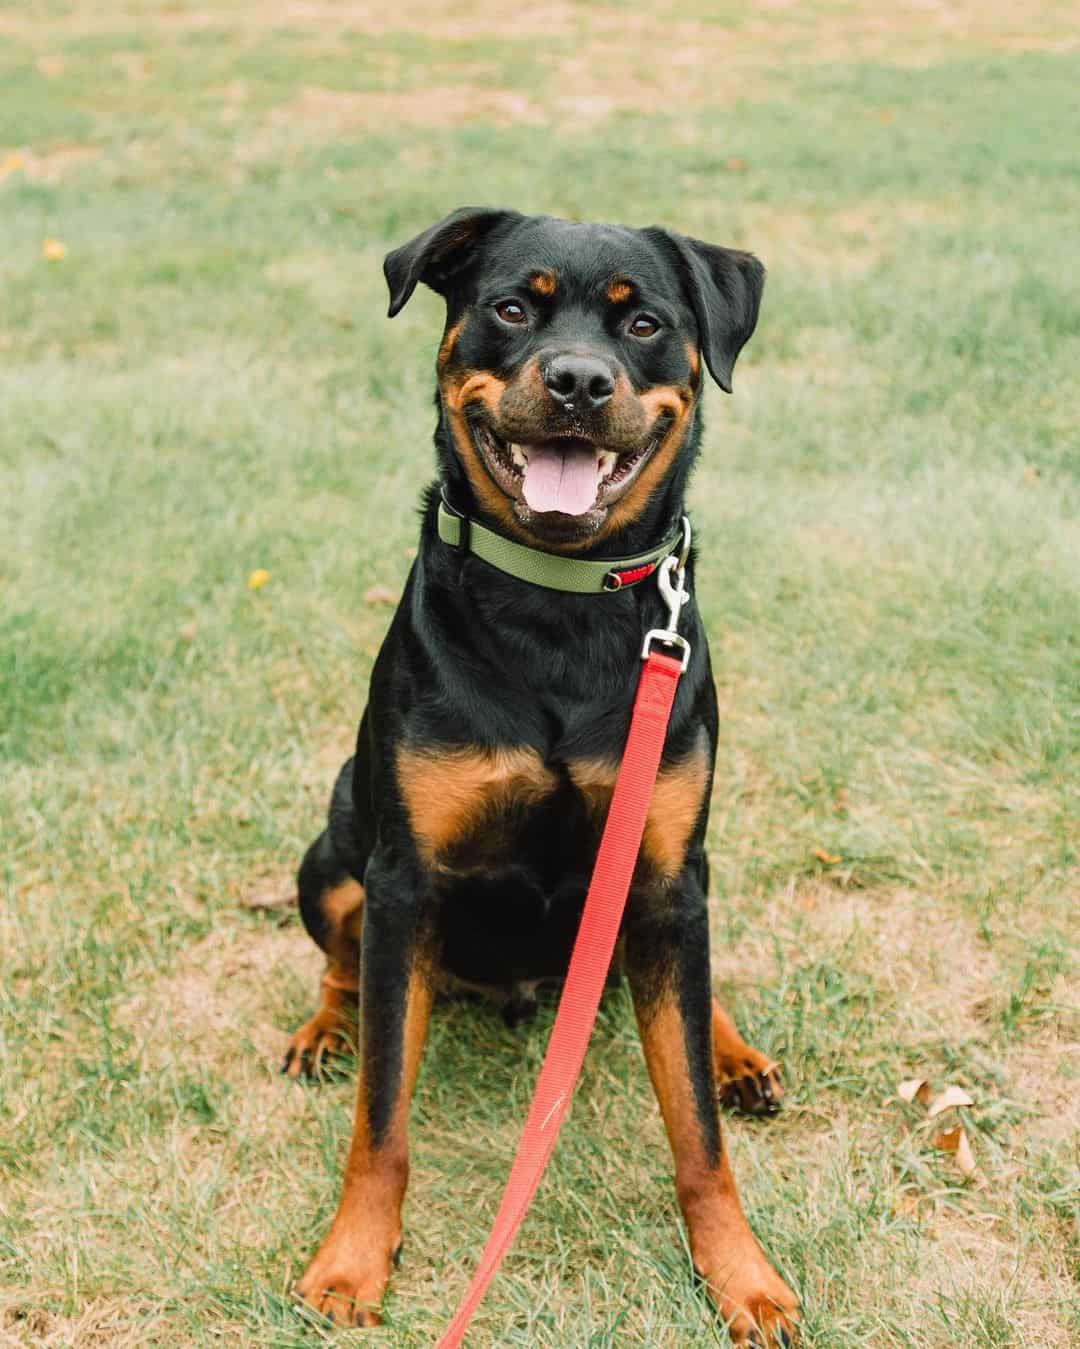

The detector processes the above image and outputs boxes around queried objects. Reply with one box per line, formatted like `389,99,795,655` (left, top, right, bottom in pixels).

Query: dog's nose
543,354,615,412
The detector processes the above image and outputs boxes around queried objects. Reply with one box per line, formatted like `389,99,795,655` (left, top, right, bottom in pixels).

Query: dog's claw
720,1071,782,1117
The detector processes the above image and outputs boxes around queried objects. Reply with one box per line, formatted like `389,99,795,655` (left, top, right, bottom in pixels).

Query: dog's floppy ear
652,229,765,393
383,207,521,318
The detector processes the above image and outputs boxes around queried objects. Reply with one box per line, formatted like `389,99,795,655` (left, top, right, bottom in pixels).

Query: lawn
1,2,1078,1345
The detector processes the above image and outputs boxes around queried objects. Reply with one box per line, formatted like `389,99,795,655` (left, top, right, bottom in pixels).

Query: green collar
436,494,686,594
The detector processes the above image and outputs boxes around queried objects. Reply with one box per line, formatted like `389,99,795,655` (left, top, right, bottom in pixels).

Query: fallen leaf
927,1085,974,1118
179,620,198,642
814,846,841,865
898,1078,932,1107
932,1124,977,1176
1,151,26,178
248,568,271,591
725,157,748,171
1023,465,1041,482
42,237,67,261
364,584,397,606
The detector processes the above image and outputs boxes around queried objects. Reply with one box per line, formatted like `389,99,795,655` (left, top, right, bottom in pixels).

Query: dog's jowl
286,209,799,1345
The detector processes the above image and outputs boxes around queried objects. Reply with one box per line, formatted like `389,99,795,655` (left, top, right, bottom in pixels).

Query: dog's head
384,209,764,548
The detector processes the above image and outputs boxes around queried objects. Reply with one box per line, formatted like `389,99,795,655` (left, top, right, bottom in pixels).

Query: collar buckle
640,517,692,670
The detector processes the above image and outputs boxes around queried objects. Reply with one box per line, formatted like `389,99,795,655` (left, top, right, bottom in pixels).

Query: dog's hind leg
282,827,364,1080
712,996,784,1117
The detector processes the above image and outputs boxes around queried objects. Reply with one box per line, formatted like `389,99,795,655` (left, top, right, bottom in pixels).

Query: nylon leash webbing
435,646,685,1348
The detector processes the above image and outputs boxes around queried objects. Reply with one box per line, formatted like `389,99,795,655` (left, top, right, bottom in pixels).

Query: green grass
1,2,1078,1345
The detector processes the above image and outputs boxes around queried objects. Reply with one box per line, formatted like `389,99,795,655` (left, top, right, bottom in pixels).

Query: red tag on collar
606,560,659,590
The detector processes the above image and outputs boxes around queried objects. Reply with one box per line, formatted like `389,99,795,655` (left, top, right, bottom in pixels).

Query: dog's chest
395,736,708,881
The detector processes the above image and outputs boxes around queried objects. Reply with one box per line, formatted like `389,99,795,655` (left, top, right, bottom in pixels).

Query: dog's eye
494,300,528,326
628,315,660,338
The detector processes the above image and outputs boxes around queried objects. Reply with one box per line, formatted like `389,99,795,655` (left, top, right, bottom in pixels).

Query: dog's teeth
598,450,617,480
510,444,527,469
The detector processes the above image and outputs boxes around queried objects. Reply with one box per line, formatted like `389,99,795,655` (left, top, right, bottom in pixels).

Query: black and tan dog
284,208,799,1345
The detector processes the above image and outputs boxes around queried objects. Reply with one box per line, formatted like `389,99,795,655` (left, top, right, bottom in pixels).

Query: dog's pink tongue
521,444,601,516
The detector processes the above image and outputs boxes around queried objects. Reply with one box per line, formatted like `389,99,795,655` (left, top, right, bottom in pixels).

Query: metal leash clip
640,516,692,670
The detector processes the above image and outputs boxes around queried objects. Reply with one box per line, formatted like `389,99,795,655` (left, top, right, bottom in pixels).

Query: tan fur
528,270,557,297
600,382,695,539
397,744,558,864
569,730,708,878
295,963,437,1326
283,959,359,1079
685,340,701,383
443,370,507,419
607,276,633,304
323,876,364,933
437,318,463,369
632,994,800,1342
438,367,529,538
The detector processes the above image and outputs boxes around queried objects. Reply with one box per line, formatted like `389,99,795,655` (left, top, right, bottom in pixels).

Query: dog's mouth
470,421,663,522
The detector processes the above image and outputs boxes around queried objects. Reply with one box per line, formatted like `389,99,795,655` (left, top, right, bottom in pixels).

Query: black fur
298,210,764,1172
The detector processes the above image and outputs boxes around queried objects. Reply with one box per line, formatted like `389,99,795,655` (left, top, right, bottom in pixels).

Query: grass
1,1,1078,1344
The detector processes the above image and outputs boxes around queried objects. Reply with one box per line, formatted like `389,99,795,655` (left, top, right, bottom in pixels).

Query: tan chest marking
396,745,558,865
600,381,695,540
569,731,709,879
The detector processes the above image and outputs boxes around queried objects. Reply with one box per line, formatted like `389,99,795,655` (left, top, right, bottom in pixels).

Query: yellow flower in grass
42,237,67,260
248,568,271,591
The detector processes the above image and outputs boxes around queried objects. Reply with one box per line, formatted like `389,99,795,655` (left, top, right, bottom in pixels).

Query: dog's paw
281,1009,354,1080
716,1049,783,1117
294,1233,398,1328
697,1246,800,1346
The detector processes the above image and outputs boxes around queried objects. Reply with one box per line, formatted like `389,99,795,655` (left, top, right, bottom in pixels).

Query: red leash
435,542,691,1348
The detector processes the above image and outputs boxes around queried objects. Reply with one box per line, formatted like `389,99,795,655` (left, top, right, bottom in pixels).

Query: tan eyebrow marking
528,270,557,297
607,276,634,304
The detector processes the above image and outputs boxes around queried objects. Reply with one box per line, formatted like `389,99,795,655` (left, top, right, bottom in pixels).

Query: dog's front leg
625,880,799,1346
295,849,438,1328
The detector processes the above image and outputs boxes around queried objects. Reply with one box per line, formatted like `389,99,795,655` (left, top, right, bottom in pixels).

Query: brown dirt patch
119,924,322,1071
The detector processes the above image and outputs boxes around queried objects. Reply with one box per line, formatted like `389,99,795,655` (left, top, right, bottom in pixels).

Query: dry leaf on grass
927,1085,974,1118
932,1124,977,1177
41,237,67,260
898,1078,932,1107
364,584,398,605
814,846,841,865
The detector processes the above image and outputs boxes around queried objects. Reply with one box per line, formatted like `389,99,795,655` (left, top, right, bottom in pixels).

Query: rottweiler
284,208,799,1345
